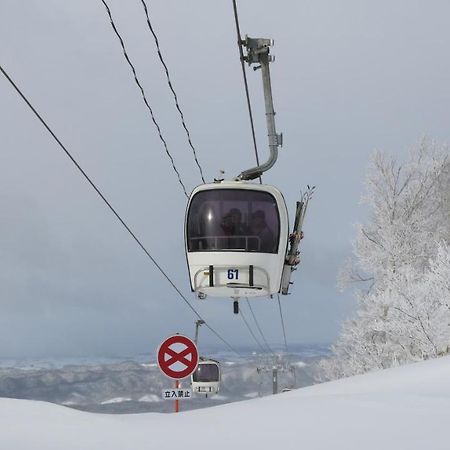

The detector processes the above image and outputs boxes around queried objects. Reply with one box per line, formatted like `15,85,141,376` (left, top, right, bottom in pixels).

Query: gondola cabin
191,359,221,395
185,181,289,299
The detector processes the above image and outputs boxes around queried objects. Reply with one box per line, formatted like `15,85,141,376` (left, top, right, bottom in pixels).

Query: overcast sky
1,0,450,359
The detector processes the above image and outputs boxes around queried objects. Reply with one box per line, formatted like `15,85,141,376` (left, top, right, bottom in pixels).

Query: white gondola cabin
185,181,289,300
184,36,310,311
190,359,221,395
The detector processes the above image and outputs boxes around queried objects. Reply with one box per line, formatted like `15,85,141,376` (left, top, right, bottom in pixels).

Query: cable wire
139,0,206,184
0,63,243,358
277,294,289,354
231,0,262,184
232,0,292,360
246,298,276,355
239,307,267,354
100,0,189,198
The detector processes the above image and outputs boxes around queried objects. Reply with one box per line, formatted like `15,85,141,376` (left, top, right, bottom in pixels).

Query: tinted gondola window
192,363,220,382
187,189,280,253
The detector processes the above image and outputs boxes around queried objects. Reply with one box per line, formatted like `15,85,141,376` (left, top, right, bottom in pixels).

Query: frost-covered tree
322,140,450,379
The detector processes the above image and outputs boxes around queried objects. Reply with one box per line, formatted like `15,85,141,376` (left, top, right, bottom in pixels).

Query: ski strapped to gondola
280,185,315,295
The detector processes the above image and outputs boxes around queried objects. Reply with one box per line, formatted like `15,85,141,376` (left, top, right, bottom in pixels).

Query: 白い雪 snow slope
1,356,450,450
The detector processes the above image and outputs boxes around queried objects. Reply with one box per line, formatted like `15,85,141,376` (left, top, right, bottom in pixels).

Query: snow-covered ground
1,355,449,450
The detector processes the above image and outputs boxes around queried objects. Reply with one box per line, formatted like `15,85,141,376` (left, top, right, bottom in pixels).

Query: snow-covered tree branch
323,139,450,379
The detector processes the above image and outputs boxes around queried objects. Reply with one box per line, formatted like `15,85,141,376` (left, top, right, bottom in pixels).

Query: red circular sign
157,335,199,379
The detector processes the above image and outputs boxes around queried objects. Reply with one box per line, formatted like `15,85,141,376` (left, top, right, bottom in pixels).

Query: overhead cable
231,0,292,360
0,63,242,358
277,294,289,354
232,0,292,358
139,0,206,184
239,306,268,354
246,298,276,355
100,0,189,198
231,0,262,184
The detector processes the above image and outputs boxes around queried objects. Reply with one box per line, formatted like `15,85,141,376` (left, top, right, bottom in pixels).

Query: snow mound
1,356,450,450
138,394,161,403
100,397,132,405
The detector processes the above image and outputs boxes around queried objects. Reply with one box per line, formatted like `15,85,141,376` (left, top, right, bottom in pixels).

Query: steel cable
246,299,276,355
100,0,189,198
0,63,243,358
239,307,267,354
231,0,262,184
277,294,289,354
139,0,206,184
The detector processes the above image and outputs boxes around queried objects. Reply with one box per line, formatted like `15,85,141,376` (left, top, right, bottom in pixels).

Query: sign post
175,379,180,413
157,334,199,413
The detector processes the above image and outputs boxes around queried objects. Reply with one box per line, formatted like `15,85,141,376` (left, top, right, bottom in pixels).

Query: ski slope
1,356,450,450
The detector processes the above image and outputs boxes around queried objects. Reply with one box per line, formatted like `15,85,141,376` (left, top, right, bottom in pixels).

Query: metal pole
272,367,278,395
237,37,282,181
259,51,278,173
175,379,180,413
194,319,205,345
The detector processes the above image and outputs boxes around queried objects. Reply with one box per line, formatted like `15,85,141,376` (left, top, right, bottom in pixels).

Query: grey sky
1,0,450,358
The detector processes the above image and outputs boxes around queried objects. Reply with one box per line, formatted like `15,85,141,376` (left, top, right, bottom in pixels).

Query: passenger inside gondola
189,202,221,251
187,189,280,253
192,363,220,383
221,208,248,249
250,209,276,253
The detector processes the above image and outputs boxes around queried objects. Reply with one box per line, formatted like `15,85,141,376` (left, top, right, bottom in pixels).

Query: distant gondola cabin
191,359,221,395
